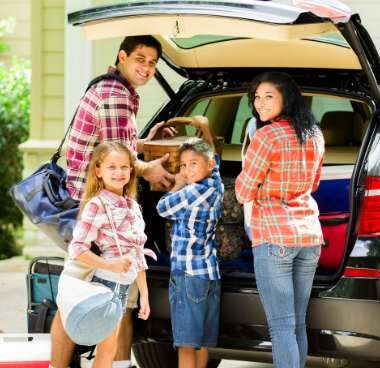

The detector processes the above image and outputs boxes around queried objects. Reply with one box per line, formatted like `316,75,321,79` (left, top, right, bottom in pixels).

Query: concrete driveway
0,256,273,367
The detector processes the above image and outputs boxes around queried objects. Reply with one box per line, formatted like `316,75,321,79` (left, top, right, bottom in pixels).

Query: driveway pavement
0,256,273,367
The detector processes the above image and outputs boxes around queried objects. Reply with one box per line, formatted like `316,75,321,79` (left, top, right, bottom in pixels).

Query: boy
156,116,224,368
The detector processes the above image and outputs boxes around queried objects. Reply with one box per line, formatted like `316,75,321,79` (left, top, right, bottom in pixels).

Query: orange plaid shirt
235,120,325,247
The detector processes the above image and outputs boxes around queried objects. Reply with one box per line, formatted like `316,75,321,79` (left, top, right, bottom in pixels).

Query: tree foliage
0,17,30,259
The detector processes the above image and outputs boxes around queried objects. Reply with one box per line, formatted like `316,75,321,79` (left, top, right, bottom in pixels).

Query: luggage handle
320,212,349,226
164,116,193,127
320,216,349,226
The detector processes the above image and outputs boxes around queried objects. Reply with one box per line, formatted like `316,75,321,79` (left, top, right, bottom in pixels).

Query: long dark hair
248,72,317,144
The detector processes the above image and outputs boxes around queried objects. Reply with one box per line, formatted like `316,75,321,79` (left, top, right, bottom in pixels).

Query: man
50,35,173,368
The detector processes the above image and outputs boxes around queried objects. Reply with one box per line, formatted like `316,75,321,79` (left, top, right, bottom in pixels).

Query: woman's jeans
253,243,321,368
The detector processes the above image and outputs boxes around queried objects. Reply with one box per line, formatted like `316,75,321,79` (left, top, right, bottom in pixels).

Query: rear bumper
140,278,380,361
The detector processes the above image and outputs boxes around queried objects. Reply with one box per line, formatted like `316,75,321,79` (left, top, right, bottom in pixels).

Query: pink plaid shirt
235,120,325,247
69,190,155,273
66,67,139,201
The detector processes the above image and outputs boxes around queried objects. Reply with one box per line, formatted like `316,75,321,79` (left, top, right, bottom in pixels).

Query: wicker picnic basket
143,117,193,191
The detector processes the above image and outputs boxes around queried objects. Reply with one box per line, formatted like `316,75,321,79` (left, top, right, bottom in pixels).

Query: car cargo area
141,90,372,278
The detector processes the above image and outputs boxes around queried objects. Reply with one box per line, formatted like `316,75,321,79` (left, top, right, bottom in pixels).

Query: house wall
22,0,65,256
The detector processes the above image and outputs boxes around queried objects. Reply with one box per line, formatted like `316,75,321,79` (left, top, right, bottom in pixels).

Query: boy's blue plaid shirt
156,156,224,280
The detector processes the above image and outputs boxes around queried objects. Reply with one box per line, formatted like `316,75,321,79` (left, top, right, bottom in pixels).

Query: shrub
0,18,30,259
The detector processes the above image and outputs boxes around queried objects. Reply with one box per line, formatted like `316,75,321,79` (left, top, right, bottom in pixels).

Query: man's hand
142,154,175,190
146,121,177,141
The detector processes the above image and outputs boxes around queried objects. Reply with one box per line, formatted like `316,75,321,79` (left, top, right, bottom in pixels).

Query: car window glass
231,96,252,144
185,99,211,135
137,60,185,130
311,95,353,123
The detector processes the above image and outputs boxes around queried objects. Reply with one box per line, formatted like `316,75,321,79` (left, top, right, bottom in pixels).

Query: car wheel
321,357,379,368
133,341,221,368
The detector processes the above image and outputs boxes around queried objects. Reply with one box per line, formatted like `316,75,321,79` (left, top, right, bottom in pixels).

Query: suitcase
319,212,349,270
312,165,353,213
0,333,50,367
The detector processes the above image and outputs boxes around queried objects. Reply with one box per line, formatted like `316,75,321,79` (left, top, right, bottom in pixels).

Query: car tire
133,341,221,368
321,357,379,368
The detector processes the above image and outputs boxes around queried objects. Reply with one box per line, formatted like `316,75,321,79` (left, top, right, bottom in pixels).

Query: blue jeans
253,243,321,368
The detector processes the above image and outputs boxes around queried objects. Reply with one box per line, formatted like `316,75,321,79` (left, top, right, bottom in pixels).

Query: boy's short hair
115,35,162,65
179,137,214,160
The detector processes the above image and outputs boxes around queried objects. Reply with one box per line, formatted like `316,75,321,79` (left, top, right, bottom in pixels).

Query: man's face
117,45,158,88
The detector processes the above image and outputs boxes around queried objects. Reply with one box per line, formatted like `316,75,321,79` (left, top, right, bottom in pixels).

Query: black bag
9,72,129,251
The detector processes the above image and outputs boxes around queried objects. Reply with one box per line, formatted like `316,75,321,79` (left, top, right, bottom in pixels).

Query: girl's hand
106,255,133,273
138,294,150,320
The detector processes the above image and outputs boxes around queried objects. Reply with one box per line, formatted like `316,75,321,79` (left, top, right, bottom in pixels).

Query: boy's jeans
252,243,321,368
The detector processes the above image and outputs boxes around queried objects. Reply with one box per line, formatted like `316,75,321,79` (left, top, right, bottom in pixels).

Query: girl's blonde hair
80,142,137,214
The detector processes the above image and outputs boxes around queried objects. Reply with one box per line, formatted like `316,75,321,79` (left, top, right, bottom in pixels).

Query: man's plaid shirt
66,67,139,201
156,157,224,280
235,120,325,247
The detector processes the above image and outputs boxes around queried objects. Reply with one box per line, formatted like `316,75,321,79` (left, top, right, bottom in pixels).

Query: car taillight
357,176,380,236
343,267,380,279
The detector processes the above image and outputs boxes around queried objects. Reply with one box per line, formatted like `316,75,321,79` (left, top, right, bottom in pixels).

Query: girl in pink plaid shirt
68,141,156,368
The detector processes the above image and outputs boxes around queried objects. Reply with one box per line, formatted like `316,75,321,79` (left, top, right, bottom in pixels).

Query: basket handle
163,116,194,127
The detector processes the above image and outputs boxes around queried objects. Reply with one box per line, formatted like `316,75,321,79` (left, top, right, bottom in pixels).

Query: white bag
241,117,257,241
56,273,122,346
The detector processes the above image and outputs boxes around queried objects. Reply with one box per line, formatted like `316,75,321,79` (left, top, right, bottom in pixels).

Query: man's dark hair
115,35,162,65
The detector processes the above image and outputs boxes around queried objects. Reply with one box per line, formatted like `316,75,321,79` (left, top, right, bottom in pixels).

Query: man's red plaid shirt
66,67,139,201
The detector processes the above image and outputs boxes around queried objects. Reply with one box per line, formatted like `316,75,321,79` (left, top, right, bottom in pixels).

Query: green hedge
0,19,30,259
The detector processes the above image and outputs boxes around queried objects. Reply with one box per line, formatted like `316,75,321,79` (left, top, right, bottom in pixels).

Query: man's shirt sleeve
95,94,138,152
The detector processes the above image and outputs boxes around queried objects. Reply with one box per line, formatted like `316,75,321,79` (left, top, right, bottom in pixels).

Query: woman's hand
106,255,133,273
138,294,150,320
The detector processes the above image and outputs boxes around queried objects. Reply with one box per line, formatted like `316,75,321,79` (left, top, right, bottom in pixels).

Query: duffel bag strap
52,72,131,163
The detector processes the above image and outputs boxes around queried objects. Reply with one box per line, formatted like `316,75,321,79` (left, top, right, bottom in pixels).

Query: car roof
68,0,361,70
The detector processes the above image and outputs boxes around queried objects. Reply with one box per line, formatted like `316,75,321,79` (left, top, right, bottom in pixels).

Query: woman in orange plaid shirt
235,72,324,368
